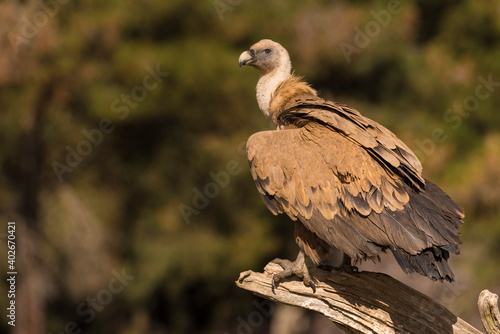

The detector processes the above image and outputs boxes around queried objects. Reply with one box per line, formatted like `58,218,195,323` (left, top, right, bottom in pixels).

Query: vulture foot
316,254,359,273
338,254,358,273
270,250,316,294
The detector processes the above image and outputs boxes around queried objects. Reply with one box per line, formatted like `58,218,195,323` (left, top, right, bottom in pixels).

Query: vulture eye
264,49,271,54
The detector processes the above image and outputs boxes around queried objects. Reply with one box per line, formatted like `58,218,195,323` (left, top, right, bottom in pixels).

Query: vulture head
238,39,291,75
239,39,295,119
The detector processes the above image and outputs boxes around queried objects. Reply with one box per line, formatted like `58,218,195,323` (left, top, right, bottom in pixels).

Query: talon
337,254,359,273
337,264,359,273
308,279,316,293
267,250,316,293
271,275,278,294
338,264,359,273
317,264,335,271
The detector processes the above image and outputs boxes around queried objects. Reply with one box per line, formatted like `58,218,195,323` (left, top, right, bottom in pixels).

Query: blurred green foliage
0,0,499,333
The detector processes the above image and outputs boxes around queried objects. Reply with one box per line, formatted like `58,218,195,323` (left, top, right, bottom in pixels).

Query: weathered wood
236,263,487,334
479,290,500,334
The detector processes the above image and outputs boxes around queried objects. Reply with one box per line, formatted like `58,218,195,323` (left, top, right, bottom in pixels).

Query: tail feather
390,246,454,282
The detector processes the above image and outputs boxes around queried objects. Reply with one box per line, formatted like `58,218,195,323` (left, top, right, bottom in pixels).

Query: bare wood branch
236,263,483,334
478,290,500,334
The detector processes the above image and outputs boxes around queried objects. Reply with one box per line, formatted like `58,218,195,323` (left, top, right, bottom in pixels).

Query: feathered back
269,75,317,122
278,96,425,191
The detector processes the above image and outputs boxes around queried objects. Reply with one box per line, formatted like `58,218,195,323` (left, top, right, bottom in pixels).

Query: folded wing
247,115,463,280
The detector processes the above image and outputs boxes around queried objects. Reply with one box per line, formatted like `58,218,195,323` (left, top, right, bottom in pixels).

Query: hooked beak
238,49,255,67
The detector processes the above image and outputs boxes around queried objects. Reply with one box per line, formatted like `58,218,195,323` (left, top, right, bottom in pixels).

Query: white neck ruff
255,61,291,120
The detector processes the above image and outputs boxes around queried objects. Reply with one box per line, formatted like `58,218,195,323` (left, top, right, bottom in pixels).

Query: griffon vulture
238,39,464,292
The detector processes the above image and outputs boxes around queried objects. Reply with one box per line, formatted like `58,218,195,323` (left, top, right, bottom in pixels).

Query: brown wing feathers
247,96,463,281
278,97,426,191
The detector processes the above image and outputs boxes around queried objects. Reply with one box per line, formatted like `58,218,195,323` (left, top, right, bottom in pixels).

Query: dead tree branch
236,263,498,333
479,290,500,334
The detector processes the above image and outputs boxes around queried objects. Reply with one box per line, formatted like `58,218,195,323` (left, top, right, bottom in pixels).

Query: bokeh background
1,0,499,333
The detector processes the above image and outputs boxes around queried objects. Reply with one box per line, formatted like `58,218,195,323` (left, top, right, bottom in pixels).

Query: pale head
238,39,291,75
239,39,293,119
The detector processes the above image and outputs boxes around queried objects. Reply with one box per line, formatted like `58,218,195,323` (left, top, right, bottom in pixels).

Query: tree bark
479,290,500,334
236,263,499,334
